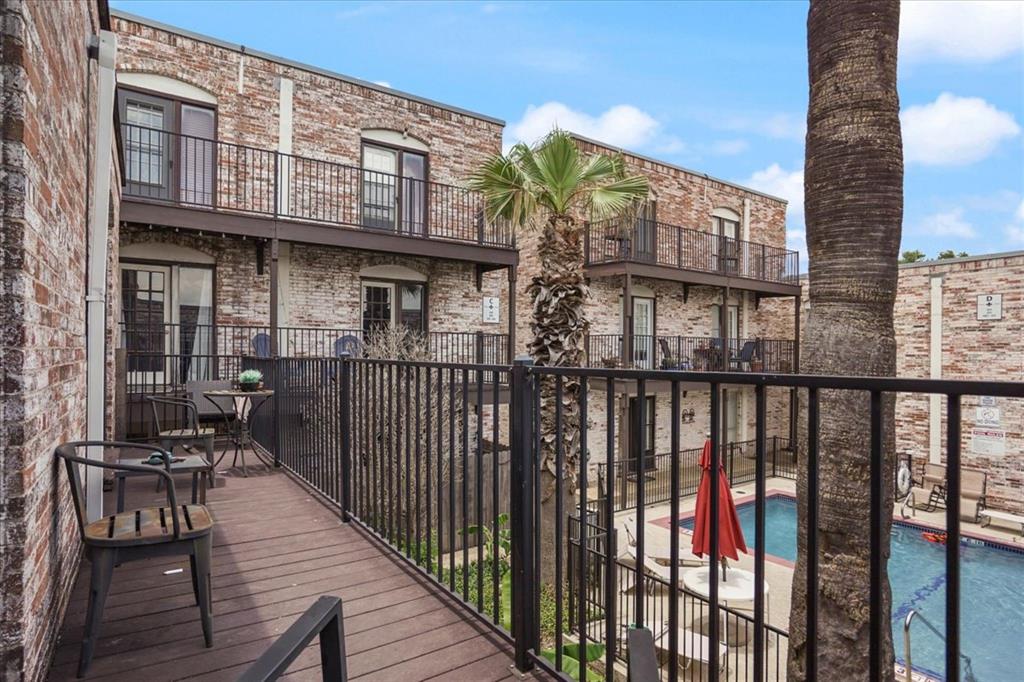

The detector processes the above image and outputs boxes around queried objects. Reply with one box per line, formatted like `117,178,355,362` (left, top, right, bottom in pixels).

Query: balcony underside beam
121,198,518,268
585,261,800,297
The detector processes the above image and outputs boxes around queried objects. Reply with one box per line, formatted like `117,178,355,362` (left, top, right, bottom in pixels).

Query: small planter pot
239,381,260,392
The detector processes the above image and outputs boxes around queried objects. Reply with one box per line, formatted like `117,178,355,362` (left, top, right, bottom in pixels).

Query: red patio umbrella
691,438,747,572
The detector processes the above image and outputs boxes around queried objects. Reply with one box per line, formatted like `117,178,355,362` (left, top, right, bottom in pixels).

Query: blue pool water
680,495,1024,680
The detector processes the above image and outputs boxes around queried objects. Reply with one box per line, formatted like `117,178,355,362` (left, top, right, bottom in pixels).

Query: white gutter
85,30,118,521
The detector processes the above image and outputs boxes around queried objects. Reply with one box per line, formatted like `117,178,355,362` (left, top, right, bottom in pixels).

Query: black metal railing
586,333,796,372
233,354,1021,682
118,322,508,438
120,122,514,247
585,217,799,285
248,355,514,637
238,596,347,682
596,436,797,513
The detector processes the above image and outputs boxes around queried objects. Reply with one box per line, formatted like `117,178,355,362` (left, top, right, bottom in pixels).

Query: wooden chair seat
84,504,214,546
160,426,217,439
56,441,215,675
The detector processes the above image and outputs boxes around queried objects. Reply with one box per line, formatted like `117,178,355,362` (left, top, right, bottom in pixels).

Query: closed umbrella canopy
691,439,747,561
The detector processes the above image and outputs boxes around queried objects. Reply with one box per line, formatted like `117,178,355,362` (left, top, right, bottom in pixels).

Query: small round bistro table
681,566,770,646
203,388,274,477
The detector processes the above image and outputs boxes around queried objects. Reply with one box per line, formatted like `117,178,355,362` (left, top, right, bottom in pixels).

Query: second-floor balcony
119,123,515,262
585,217,800,292
586,333,796,373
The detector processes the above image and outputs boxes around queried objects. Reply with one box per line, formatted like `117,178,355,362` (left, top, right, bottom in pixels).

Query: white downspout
85,30,118,521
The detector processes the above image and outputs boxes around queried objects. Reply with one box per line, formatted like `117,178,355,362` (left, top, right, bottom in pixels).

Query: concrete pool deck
600,477,1020,680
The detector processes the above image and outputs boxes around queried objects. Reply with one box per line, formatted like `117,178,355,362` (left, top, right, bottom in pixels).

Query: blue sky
111,1,1023,263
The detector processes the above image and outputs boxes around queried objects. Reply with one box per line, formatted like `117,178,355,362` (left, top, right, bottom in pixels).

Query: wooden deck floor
48,456,517,681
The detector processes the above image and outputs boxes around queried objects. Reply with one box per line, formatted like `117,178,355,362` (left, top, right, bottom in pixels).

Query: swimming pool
679,495,1024,680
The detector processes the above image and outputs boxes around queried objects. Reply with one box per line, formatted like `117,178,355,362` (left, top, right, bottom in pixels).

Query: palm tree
788,1,903,680
469,129,649,581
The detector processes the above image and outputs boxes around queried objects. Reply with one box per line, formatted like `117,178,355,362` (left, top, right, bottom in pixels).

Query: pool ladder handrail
902,609,977,682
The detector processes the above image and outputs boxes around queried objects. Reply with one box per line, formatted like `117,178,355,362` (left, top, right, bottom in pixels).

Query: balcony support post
507,265,517,363
622,272,633,366
269,237,280,356
789,291,802,445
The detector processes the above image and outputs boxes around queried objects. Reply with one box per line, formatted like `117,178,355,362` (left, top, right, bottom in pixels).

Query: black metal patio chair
55,441,214,676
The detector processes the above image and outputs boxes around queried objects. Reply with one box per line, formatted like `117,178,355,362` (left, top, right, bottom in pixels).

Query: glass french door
362,146,398,229
179,104,216,206
632,297,655,369
361,282,394,335
362,281,427,341
119,89,216,206
121,264,214,388
122,92,175,201
714,216,740,274
362,144,428,234
401,152,427,234
627,396,656,474
121,264,172,387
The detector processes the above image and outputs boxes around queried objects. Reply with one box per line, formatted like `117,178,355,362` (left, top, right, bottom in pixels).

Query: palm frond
588,174,651,220
467,152,536,227
467,127,650,229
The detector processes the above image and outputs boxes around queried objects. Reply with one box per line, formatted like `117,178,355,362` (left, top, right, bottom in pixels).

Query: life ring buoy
896,463,912,498
922,531,947,544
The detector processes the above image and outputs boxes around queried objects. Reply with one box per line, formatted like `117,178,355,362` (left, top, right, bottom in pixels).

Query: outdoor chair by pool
960,468,987,523
909,463,947,514
56,441,214,676
653,622,728,675
251,332,272,358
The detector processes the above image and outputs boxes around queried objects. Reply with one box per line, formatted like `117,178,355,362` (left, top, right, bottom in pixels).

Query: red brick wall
893,255,1024,513
111,13,511,355
112,13,503,203
0,1,114,679
797,254,1024,513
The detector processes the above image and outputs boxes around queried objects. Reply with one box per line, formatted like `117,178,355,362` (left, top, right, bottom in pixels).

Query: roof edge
899,249,1024,270
110,9,506,127
570,133,789,205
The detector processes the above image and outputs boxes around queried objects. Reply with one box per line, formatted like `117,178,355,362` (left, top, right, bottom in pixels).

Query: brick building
892,252,1024,513
512,136,801,473
109,10,518,436
0,1,118,679
0,4,805,678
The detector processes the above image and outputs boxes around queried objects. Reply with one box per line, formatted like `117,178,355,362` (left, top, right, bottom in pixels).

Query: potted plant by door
750,353,763,372
238,369,263,392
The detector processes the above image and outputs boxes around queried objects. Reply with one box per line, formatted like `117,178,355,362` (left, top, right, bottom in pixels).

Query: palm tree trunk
788,1,903,680
528,215,589,584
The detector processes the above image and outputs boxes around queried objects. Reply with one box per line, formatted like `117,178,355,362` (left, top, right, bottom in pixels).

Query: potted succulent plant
238,369,263,392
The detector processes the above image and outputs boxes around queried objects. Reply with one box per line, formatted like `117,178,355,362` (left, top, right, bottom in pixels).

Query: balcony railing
585,217,799,285
117,321,508,438
120,122,513,248
586,333,796,372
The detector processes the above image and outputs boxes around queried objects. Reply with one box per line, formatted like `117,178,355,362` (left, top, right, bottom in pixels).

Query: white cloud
901,93,1020,166
507,102,661,149
901,1,1024,63
741,164,806,264
743,164,804,215
373,80,392,88
1006,200,1024,244
920,208,978,238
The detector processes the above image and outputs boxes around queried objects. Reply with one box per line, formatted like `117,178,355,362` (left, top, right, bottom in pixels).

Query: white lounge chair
653,622,728,674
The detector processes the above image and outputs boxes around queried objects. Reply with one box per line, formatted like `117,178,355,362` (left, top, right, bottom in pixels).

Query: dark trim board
121,198,518,268
585,260,801,297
